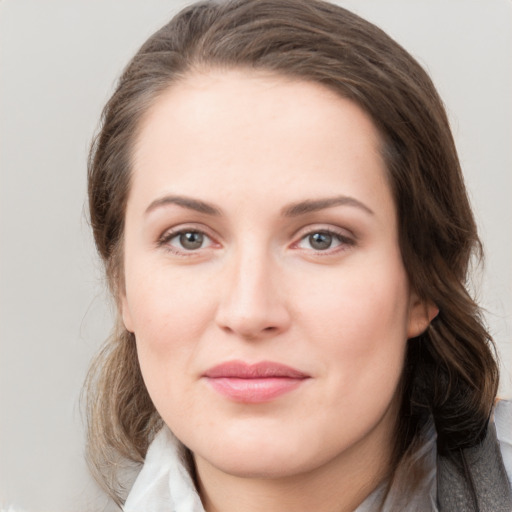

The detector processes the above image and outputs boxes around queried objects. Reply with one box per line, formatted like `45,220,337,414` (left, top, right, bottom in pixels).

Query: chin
200,449,313,479
191,427,330,479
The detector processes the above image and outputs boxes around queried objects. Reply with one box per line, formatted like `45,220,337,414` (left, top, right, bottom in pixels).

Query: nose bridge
216,238,289,338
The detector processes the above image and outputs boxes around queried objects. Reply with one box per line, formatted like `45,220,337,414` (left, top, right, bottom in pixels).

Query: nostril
214,295,291,339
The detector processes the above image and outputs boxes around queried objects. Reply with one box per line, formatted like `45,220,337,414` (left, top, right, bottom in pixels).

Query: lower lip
205,377,306,403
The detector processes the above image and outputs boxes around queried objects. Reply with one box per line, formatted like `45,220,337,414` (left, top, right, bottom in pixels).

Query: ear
120,294,135,333
407,292,438,339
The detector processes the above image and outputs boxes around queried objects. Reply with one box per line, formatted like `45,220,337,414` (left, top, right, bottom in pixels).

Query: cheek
123,263,218,404
294,258,410,395
298,258,410,337
125,261,215,343
131,287,213,430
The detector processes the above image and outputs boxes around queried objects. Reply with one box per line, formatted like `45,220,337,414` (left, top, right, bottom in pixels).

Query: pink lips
203,361,309,403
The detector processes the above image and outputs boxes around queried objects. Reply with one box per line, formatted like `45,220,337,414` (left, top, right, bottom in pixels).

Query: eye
175,231,207,250
296,229,354,252
305,232,337,250
159,229,214,253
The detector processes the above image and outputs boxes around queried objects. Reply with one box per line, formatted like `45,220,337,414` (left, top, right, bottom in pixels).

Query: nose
215,247,291,340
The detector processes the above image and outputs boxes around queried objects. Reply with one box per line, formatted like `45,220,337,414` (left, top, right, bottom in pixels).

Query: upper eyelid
157,227,218,256
295,231,353,247
292,223,356,241
156,226,219,253
159,223,216,240
156,223,356,248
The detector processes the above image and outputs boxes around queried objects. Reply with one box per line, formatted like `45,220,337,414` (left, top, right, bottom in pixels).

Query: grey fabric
437,422,512,512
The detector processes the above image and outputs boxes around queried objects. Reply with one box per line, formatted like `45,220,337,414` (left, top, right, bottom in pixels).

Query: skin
121,70,436,512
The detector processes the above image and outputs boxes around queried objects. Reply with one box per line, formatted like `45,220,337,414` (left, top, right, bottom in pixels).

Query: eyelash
157,226,356,257
157,226,216,256
293,228,355,255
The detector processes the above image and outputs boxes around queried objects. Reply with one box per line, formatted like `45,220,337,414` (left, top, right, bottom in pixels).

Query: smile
203,360,310,403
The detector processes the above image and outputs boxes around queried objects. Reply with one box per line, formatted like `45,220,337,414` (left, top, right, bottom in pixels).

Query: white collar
123,427,203,512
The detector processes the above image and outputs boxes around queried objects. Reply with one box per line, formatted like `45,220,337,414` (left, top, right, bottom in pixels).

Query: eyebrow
145,195,221,216
145,194,374,218
281,196,374,217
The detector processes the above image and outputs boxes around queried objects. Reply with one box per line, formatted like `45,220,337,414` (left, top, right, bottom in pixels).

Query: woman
85,0,512,510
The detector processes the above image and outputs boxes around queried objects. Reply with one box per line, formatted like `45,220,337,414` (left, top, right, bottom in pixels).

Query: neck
194,411,396,512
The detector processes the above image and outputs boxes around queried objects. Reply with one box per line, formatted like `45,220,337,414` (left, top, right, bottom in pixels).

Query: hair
86,0,499,506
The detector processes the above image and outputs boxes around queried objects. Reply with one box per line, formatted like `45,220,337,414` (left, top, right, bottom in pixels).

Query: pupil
180,232,203,250
309,232,332,250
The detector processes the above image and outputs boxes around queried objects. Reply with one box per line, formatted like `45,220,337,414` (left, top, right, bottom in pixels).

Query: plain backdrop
1,1,511,510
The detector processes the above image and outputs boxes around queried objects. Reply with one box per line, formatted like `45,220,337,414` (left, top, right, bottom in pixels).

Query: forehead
135,69,383,155
130,69,391,217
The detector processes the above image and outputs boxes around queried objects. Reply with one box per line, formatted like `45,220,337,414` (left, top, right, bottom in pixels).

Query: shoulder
495,399,512,486
437,400,512,511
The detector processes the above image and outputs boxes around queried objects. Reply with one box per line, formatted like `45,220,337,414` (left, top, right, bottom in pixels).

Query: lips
203,360,310,403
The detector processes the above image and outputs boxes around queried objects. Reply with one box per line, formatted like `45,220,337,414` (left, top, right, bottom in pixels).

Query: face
121,70,431,480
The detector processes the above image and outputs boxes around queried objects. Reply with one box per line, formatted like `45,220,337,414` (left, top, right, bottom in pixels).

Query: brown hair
86,0,499,505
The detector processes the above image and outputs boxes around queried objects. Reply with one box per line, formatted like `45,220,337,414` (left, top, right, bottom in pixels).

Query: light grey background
1,1,511,510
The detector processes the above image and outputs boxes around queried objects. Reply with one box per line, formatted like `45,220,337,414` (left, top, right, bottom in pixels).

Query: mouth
202,360,310,403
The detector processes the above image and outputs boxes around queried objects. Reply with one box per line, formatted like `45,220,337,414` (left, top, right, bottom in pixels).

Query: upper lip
203,360,309,379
